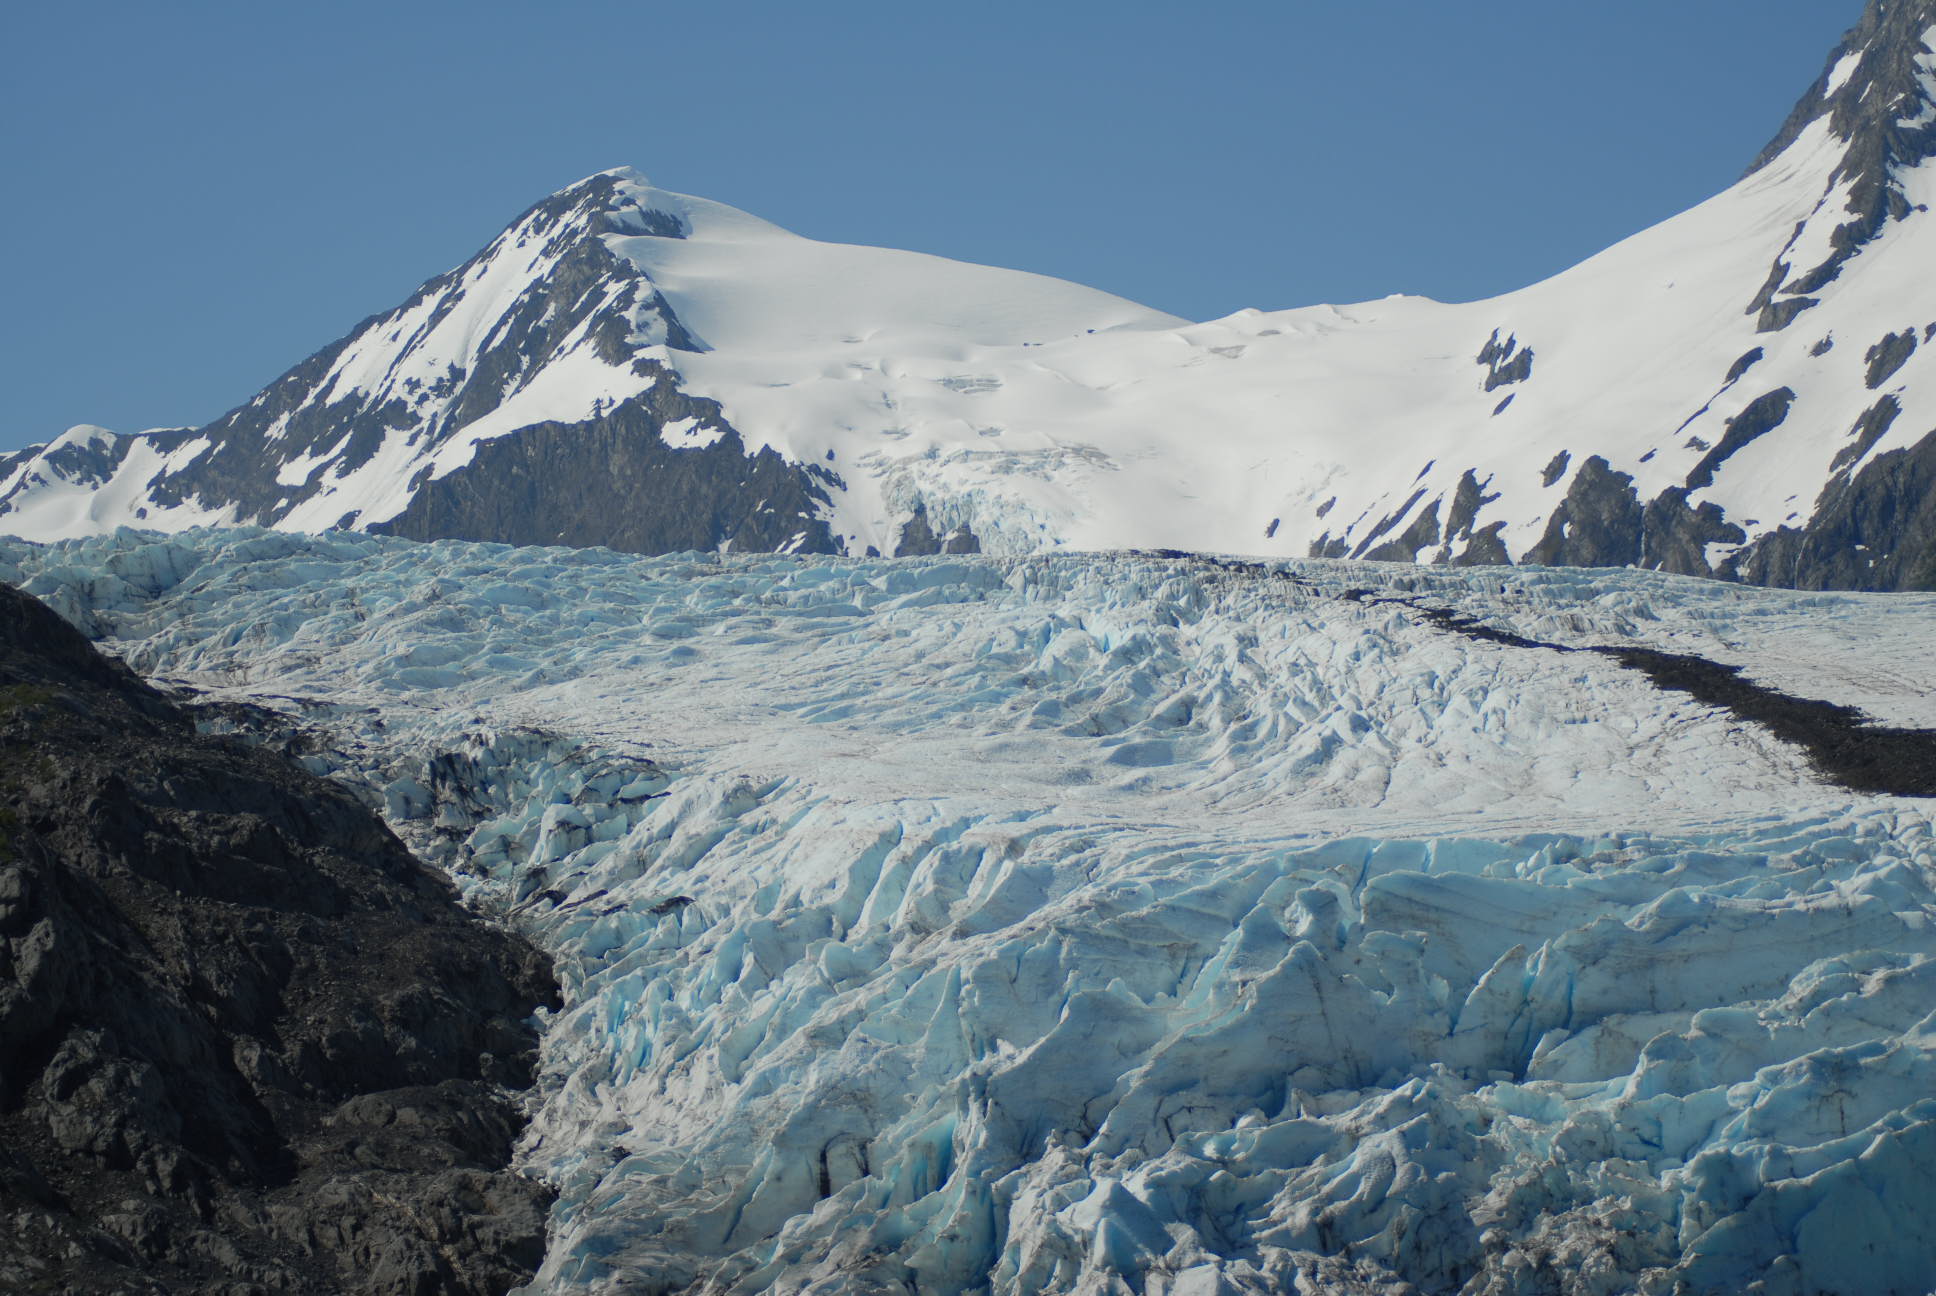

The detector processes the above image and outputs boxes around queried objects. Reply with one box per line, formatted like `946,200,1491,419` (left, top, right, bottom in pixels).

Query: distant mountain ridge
8,0,1936,589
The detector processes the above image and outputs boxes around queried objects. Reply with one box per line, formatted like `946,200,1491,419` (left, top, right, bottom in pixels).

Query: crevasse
8,527,1935,1295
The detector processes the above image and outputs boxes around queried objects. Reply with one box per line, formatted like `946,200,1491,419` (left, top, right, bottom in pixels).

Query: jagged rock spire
1747,0,1936,327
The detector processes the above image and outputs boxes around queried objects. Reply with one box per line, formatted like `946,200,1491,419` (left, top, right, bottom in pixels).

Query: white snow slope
7,8,1936,580
9,526,1936,1295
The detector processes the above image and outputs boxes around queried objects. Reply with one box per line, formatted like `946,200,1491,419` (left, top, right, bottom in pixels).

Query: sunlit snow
12,81,1936,572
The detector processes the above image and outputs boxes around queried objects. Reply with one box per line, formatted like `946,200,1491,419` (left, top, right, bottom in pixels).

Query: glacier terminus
9,527,1936,1294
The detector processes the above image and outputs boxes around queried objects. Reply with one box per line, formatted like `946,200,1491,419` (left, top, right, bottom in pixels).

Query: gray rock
1865,328,1918,388
1475,330,1535,391
1744,0,1936,327
1523,456,1644,568
1728,429,1936,590
376,374,840,556
1639,487,1747,578
0,582,558,1293
1684,388,1795,491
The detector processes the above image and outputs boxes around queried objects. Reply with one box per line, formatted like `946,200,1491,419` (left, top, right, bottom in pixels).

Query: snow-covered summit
7,0,1936,588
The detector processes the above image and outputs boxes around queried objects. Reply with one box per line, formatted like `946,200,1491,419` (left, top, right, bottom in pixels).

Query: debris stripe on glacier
5,528,1936,1295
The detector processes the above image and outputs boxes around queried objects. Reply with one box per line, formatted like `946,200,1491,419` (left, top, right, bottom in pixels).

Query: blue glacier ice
6,526,1936,1294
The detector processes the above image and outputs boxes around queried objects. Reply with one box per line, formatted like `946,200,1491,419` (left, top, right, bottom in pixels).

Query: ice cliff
6,527,1936,1294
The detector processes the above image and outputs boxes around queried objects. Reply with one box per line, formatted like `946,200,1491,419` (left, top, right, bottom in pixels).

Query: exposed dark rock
1476,330,1535,391
1539,452,1571,489
1829,395,1903,474
0,582,558,1294
1684,388,1796,490
1811,335,1837,357
1451,523,1512,567
1746,1,1936,325
893,505,942,557
891,504,979,557
1725,348,1766,383
1442,471,1494,541
376,378,840,556
1523,456,1644,568
39,174,803,558
1432,470,1507,566
1757,295,1819,334
1363,499,1441,564
1639,487,1748,578
1865,328,1919,388
1744,255,1795,331
0,432,166,522
1729,428,1936,591
1352,489,1429,560
32,434,127,488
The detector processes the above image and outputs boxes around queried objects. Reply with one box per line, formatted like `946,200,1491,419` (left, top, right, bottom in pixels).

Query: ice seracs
7,526,1936,1292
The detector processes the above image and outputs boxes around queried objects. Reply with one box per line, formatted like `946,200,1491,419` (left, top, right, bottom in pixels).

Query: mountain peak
13,8,1936,590
1740,0,1936,330
1752,0,1936,174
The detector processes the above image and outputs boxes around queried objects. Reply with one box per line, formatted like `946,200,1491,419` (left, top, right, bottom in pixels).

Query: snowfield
9,528,1936,1294
14,72,1936,581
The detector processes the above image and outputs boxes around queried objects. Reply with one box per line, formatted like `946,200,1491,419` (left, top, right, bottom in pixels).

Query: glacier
8,527,1936,1294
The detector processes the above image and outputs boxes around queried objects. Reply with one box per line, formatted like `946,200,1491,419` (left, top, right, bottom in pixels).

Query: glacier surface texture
9,528,1936,1295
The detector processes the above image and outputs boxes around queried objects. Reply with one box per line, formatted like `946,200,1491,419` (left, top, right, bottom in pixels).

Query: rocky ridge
7,2,1936,589
0,580,559,1293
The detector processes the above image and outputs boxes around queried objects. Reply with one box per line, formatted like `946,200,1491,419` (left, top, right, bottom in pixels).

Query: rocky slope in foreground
0,580,558,1293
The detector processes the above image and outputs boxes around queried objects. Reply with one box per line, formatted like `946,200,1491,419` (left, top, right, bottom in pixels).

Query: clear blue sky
1,0,1859,451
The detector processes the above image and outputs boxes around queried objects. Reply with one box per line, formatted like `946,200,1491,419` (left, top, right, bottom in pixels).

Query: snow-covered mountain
8,0,1936,589
10,526,1936,1293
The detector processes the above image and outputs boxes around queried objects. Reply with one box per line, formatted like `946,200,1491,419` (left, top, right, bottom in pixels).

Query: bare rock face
0,582,559,1293
1747,0,1936,329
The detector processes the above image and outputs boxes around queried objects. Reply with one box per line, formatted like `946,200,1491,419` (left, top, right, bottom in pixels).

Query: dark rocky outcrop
1341,470,1511,568
0,583,559,1293
1746,0,1936,329
1866,328,1919,389
1436,470,1510,567
1348,489,1428,561
1728,428,1936,591
1362,500,1441,564
1829,394,1903,474
21,172,850,564
1684,388,1796,491
1475,330,1535,392
376,373,841,556
892,503,982,557
1523,456,1645,569
1638,487,1748,578
141,174,702,532
1725,347,1766,383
